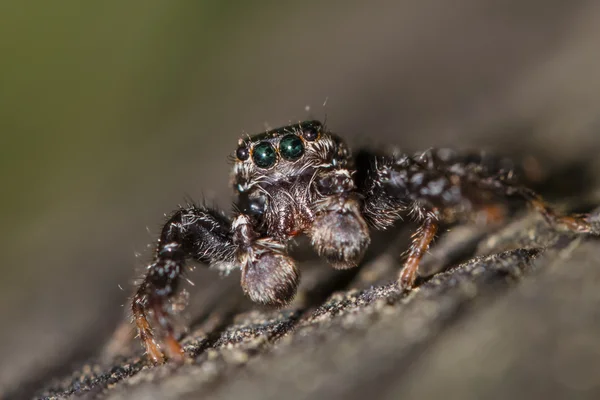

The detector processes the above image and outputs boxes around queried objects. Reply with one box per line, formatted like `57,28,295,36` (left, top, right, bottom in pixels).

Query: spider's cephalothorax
231,121,369,273
131,120,595,363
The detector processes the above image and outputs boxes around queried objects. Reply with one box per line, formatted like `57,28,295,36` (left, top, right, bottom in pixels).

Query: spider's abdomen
358,148,522,227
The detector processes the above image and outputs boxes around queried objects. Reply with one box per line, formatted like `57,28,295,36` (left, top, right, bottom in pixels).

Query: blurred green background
2,1,600,395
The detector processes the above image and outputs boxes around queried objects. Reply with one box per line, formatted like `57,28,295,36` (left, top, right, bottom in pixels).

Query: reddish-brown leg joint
151,300,185,363
132,300,165,364
399,214,439,290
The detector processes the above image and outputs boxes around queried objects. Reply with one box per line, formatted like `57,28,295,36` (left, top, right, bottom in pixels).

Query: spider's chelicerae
132,120,594,363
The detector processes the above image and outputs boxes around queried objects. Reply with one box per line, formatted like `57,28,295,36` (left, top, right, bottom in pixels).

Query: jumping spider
132,120,594,363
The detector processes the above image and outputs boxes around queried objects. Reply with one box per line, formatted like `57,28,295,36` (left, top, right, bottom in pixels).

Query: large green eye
252,142,277,168
279,134,304,161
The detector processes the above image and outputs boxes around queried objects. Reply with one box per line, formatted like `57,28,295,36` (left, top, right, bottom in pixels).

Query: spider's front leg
132,205,236,363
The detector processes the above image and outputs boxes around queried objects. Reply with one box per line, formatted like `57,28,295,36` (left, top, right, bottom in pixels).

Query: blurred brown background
2,1,600,397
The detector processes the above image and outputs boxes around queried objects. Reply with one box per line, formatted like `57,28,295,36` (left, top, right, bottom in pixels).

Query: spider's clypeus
131,120,594,363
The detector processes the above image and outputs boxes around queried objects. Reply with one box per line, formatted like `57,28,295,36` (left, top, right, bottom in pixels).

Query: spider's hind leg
514,186,594,234
472,168,596,234
434,148,596,234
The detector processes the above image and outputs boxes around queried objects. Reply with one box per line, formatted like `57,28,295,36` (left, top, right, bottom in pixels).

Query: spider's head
230,120,353,240
231,120,349,194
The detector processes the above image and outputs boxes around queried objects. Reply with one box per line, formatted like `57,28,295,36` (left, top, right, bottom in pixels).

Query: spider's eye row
279,134,304,161
236,145,250,161
252,142,277,168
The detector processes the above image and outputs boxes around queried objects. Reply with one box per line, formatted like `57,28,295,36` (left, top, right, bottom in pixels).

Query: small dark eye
302,123,320,141
252,142,277,168
236,146,250,161
279,134,304,161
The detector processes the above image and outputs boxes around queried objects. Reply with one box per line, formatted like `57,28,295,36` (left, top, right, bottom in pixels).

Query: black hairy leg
132,206,301,363
131,205,236,363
